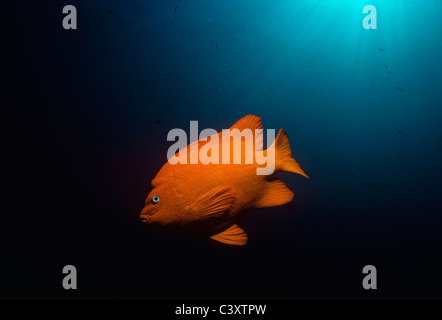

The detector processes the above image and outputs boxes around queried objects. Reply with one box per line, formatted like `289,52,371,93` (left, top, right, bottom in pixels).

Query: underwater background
3,0,442,299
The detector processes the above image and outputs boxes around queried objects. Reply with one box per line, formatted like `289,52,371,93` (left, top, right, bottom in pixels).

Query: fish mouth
140,214,151,224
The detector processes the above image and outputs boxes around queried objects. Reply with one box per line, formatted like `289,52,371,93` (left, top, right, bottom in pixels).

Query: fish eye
151,195,160,204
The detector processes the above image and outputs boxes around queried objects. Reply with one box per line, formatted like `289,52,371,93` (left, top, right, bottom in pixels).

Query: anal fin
255,178,294,208
210,224,248,246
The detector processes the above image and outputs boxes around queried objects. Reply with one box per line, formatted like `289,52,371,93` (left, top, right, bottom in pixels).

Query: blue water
4,0,442,298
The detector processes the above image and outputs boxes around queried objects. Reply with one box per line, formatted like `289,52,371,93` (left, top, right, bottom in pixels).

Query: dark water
3,0,442,299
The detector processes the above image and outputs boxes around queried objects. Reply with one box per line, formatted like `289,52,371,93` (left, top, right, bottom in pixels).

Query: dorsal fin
230,115,263,131
229,115,264,150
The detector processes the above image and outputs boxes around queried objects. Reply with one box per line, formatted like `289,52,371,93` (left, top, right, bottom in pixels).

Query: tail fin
273,129,309,178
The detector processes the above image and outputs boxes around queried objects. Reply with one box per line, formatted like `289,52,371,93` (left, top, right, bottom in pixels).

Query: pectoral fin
186,186,236,220
210,224,248,246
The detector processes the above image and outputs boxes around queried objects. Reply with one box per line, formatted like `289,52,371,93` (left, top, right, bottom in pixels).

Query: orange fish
140,115,309,245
